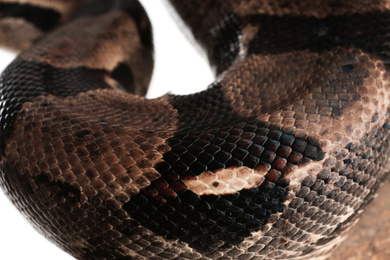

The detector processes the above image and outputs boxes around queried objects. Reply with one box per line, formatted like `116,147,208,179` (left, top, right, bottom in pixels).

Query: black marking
112,62,135,93
124,181,289,251
34,173,80,203
302,247,315,255
0,3,60,31
75,129,91,138
342,64,354,72
371,114,379,123
343,159,352,165
332,108,343,117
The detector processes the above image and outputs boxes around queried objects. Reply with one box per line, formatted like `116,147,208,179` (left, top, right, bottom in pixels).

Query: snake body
0,0,390,259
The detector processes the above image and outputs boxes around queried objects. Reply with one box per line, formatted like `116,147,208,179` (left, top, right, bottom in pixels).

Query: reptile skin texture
1,0,390,259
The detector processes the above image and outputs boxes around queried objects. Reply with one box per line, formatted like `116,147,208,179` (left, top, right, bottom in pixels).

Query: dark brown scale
0,2,61,31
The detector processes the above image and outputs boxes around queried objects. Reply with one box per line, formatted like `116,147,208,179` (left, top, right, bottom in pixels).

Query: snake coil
1,0,390,259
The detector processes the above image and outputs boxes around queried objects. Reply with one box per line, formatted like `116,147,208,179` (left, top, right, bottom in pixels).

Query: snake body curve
0,0,390,259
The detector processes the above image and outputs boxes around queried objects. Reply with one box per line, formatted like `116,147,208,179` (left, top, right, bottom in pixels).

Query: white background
0,1,213,259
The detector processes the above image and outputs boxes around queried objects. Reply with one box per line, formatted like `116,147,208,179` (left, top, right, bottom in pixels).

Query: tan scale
184,166,268,196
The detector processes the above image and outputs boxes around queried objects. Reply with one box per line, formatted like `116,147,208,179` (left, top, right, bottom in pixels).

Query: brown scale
1,0,390,259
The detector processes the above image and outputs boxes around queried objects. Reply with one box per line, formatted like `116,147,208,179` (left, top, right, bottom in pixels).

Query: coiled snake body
0,0,390,259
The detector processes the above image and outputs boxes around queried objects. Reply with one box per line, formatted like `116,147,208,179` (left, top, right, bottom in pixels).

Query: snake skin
0,0,390,259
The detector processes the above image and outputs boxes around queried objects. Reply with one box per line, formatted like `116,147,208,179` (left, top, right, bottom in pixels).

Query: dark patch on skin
211,13,242,72
34,173,80,203
125,179,289,252
343,159,352,165
75,129,91,138
72,0,153,49
0,3,60,31
123,84,325,251
302,246,315,255
332,108,343,118
342,64,354,72
112,62,135,93
245,12,390,72
0,60,112,153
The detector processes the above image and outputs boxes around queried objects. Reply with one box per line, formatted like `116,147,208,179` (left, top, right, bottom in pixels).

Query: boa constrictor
0,0,390,259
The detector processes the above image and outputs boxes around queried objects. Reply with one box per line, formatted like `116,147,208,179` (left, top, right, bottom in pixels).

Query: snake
0,0,389,259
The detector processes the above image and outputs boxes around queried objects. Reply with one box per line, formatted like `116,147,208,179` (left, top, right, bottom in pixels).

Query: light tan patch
240,23,259,56
0,17,42,51
18,12,144,70
184,165,269,195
